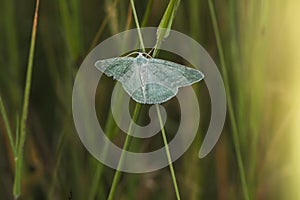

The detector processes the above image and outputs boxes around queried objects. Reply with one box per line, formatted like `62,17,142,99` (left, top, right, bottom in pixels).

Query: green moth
95,53,204,104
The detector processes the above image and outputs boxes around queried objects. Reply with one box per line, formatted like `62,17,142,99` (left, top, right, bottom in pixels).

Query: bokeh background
1,0,300,199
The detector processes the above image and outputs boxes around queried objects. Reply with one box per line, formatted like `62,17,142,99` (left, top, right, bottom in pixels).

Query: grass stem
156,105,181,200
141,0,153,27
107,103,141,200
108,1,182,199
0,96,16,155
14,0,40,198
132,0,182,198
129,0,145,52
207,0,250,199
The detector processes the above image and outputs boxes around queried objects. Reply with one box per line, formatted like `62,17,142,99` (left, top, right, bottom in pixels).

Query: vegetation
0,0,300,199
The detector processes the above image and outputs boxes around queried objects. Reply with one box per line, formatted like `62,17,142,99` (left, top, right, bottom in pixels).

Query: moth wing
95,57,143,100
95,56,204,104
95,57,135,80
137,58,203,104
147,58,204,88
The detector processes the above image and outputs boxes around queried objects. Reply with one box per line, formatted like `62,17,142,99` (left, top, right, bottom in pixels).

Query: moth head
136,53,148,65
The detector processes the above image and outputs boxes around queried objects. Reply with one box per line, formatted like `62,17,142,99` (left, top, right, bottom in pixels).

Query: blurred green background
1,0,300,199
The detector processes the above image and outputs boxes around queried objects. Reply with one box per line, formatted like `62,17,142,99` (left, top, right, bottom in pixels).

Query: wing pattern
95,55,204,104
148,58,204,88
95,57,135,80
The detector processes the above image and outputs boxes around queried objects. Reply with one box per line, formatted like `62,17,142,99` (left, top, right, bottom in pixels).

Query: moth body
95,53,204,104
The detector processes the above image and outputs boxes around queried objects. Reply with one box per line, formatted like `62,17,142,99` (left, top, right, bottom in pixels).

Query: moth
95,53,204,104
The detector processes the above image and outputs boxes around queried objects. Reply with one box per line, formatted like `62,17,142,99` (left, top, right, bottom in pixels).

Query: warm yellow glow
288,0,300,198
256,0,300,198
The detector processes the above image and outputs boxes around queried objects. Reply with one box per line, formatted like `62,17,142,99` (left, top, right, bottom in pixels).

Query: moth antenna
141,52,152,58
125,51,152,58
147,48,155,57
125,51,139,57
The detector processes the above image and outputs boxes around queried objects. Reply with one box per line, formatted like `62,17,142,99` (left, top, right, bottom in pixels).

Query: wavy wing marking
95,56,204,104
131,83,176,104
134,58,204,104
147,58,204,89
95,57,135,80
95,57,142,99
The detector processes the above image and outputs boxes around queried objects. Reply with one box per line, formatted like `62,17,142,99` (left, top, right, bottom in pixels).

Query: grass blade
130,0,145,52
0,95,16,155
107,103,141,200
153,0,180,56
14,0,40,198
107,1,183,198
156,105,181,200
207,0,250,199
141,0,154,27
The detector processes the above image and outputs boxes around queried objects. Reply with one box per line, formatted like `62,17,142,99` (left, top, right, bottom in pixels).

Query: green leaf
154,0,180,57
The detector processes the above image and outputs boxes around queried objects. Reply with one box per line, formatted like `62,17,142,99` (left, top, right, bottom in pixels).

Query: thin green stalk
153,0,180,57
108,1,182,199
3,0,21,111
88,2,152,198
15,114,20,150
141,0,153,27
14,0,40,198
156,105,181,200
129,0,145,52
88,163,104,200
207,0,250,200
107,103,141,200
89,0,120,51
89,15,110,52
3,0,19,73
0,95,16,155
138,0,181,198
58,0,82,60
88,89,125,200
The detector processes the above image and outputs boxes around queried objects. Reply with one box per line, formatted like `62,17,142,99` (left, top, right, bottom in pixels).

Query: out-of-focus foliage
0,0,300,199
